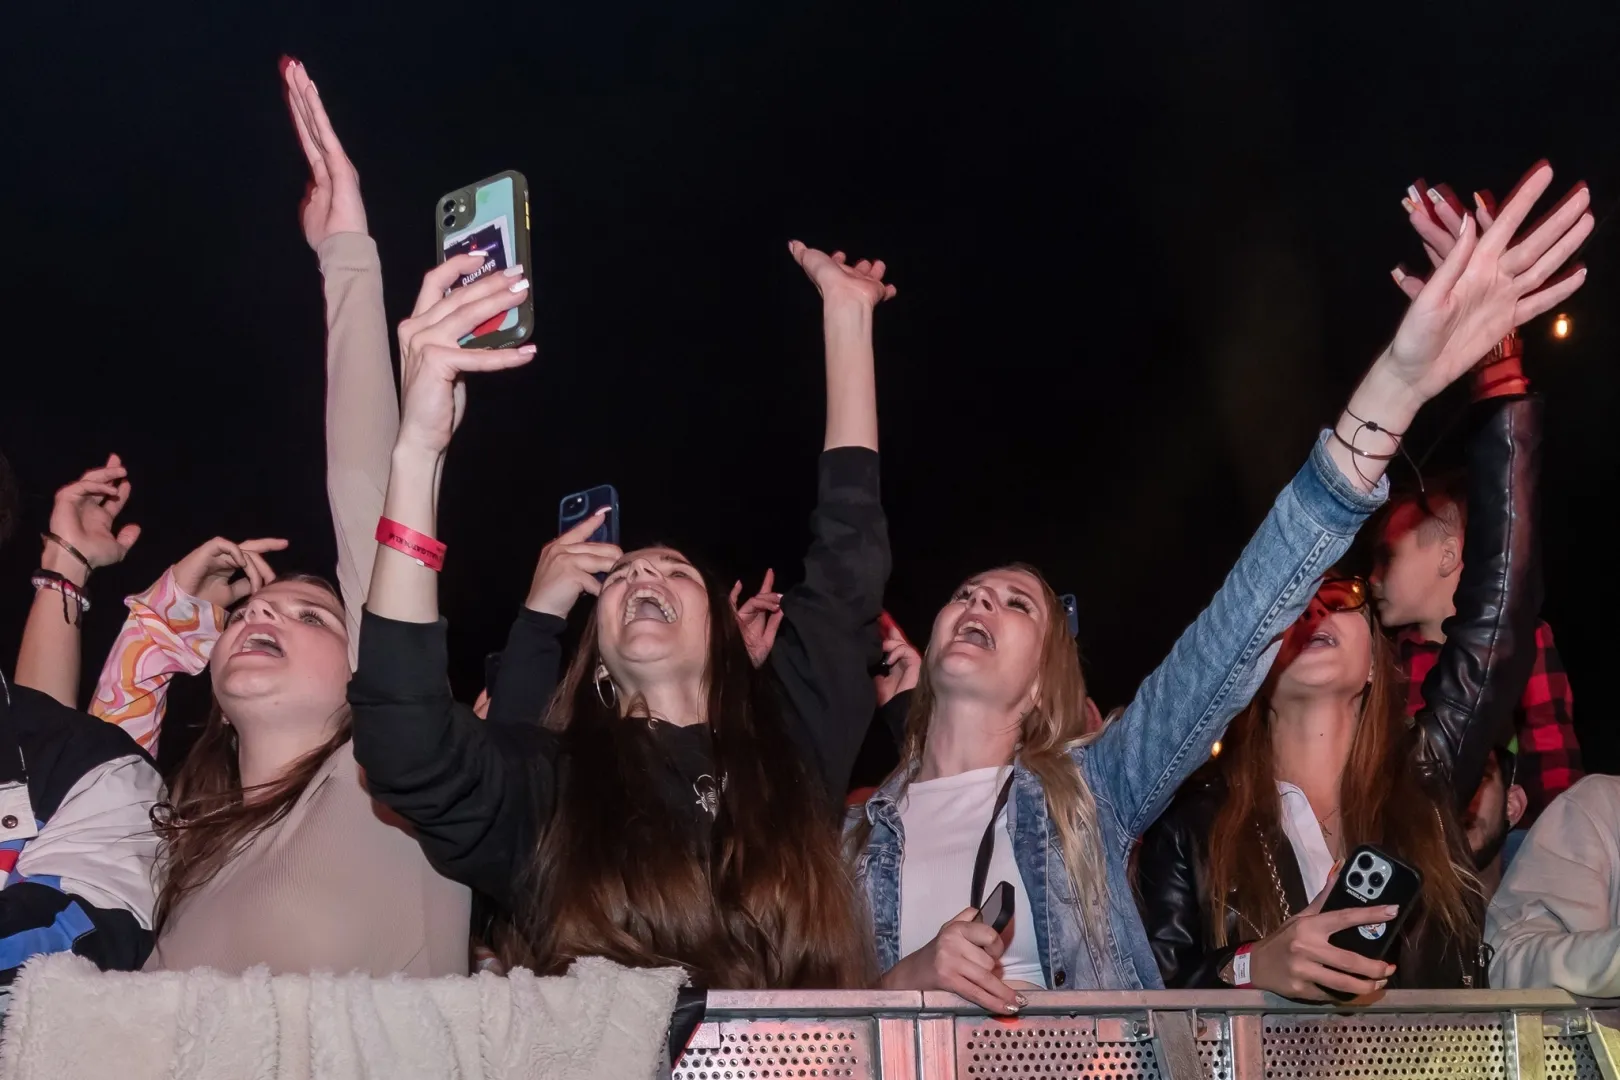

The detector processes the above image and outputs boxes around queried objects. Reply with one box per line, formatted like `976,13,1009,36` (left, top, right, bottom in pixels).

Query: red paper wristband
375,517,447,572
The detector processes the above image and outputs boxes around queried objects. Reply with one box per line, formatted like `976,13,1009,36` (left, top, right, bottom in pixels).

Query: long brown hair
150,574,351,934
848,564,1113,947
1204,601,1479,950
500,560,874,988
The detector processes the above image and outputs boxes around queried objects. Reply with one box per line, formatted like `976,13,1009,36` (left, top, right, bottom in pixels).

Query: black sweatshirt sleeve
349,611,554,909
767,447,891,800
1414,395,1544,811
486,608,568,727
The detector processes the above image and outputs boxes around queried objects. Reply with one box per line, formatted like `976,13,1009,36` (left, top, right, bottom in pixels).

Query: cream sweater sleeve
1487,775,1620,995
317,232,398,670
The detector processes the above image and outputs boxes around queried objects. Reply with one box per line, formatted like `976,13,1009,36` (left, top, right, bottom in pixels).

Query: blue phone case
559,485,620,546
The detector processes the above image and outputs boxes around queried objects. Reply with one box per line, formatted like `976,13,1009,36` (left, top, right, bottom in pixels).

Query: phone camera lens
1357,854,1374,870
442,213,456,228
565,497,584,513
1348,872,1364,888
442,199,455,213
1369,872,1385,887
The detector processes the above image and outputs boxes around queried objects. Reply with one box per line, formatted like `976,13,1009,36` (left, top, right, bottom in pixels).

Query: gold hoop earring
594,661,619,710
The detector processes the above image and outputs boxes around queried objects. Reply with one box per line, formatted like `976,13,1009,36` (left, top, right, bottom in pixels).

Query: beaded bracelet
32,569,90,626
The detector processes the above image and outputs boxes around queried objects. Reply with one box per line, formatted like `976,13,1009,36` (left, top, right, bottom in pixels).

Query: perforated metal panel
957,1016,1177,1077
672,1019,875,1080
1545,1033,1604,1080
1261,1013,1506,1079
1198,1029,1232,1080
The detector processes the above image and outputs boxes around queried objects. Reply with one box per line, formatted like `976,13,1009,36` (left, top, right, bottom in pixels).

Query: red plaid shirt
1398,620,1580,827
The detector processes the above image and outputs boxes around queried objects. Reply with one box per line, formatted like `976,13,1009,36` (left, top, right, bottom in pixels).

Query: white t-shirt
897,765,1047,988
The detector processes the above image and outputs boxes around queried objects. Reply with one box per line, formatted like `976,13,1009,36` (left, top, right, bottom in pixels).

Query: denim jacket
854,431,1386,989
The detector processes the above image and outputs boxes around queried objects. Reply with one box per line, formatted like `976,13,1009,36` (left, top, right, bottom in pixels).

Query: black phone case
1318,844,1422,999
977,882,1015,934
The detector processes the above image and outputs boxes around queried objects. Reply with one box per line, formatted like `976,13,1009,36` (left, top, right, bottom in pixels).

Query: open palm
1386,163,1590,402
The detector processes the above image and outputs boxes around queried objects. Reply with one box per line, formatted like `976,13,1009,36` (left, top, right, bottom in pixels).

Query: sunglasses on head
1315,576,1370,614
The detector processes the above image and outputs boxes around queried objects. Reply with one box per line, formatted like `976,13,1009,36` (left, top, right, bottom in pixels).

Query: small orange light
1553,313,1572,340
1211,740,1223,758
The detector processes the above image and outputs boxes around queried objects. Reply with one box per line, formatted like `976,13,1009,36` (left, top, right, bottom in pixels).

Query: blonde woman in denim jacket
849,162,1590,1013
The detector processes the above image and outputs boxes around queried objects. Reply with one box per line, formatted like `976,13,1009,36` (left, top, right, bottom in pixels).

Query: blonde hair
850,564,1111,947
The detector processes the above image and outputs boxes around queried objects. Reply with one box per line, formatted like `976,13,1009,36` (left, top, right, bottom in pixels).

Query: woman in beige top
90,60,469,976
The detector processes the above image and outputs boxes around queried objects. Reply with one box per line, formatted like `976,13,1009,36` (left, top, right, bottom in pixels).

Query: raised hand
729,570,784,667
282,59,367,249
172,536,290,609
396,258,537,457
875,611,920,706
788,241,898,310
1381,161,1590,405
44,454,141,579
1394,180,1499,299
526,509,622,618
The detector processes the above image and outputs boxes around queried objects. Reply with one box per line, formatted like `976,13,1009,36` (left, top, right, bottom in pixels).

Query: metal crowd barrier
671,989,1620,1080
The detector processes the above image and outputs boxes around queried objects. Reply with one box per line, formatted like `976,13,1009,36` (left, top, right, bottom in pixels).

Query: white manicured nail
509,278,530,293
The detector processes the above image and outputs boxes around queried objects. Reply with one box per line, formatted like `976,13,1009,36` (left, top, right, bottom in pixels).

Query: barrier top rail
698,987,1609,1016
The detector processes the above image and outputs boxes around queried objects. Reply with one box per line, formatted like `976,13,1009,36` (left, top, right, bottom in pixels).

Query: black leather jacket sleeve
1136,787,1242,988
1414,395,1544,811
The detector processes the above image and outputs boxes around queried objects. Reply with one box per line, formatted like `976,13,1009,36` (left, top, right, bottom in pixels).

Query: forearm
1420,395,1543,806
88,569,221,753
1490,924,1620,995
366,447,444,624
319,232,399,662
822,300,879,452
1327,354,1427,494
13,546,88,706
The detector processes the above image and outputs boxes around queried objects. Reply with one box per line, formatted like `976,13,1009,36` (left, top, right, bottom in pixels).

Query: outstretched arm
283,60,397,668
15,456,140,706
763,243,896,797
1088,160,1591,841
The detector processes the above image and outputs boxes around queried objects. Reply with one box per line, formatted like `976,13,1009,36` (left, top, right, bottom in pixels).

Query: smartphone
1318,844,1422,997
559,485,620,546
434,169,534,349
1059,594,1079,639
975,880,1015,935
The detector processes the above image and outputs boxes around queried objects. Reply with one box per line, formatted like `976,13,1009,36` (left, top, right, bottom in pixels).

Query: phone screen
442,175,521,342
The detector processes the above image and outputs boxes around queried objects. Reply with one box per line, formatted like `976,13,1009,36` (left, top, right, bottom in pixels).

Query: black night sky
3,0,1617,779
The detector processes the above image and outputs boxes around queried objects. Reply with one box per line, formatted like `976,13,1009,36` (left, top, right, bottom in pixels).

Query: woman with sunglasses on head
1134,172,1569,998
853,161,1587,1013
350,241,896,988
